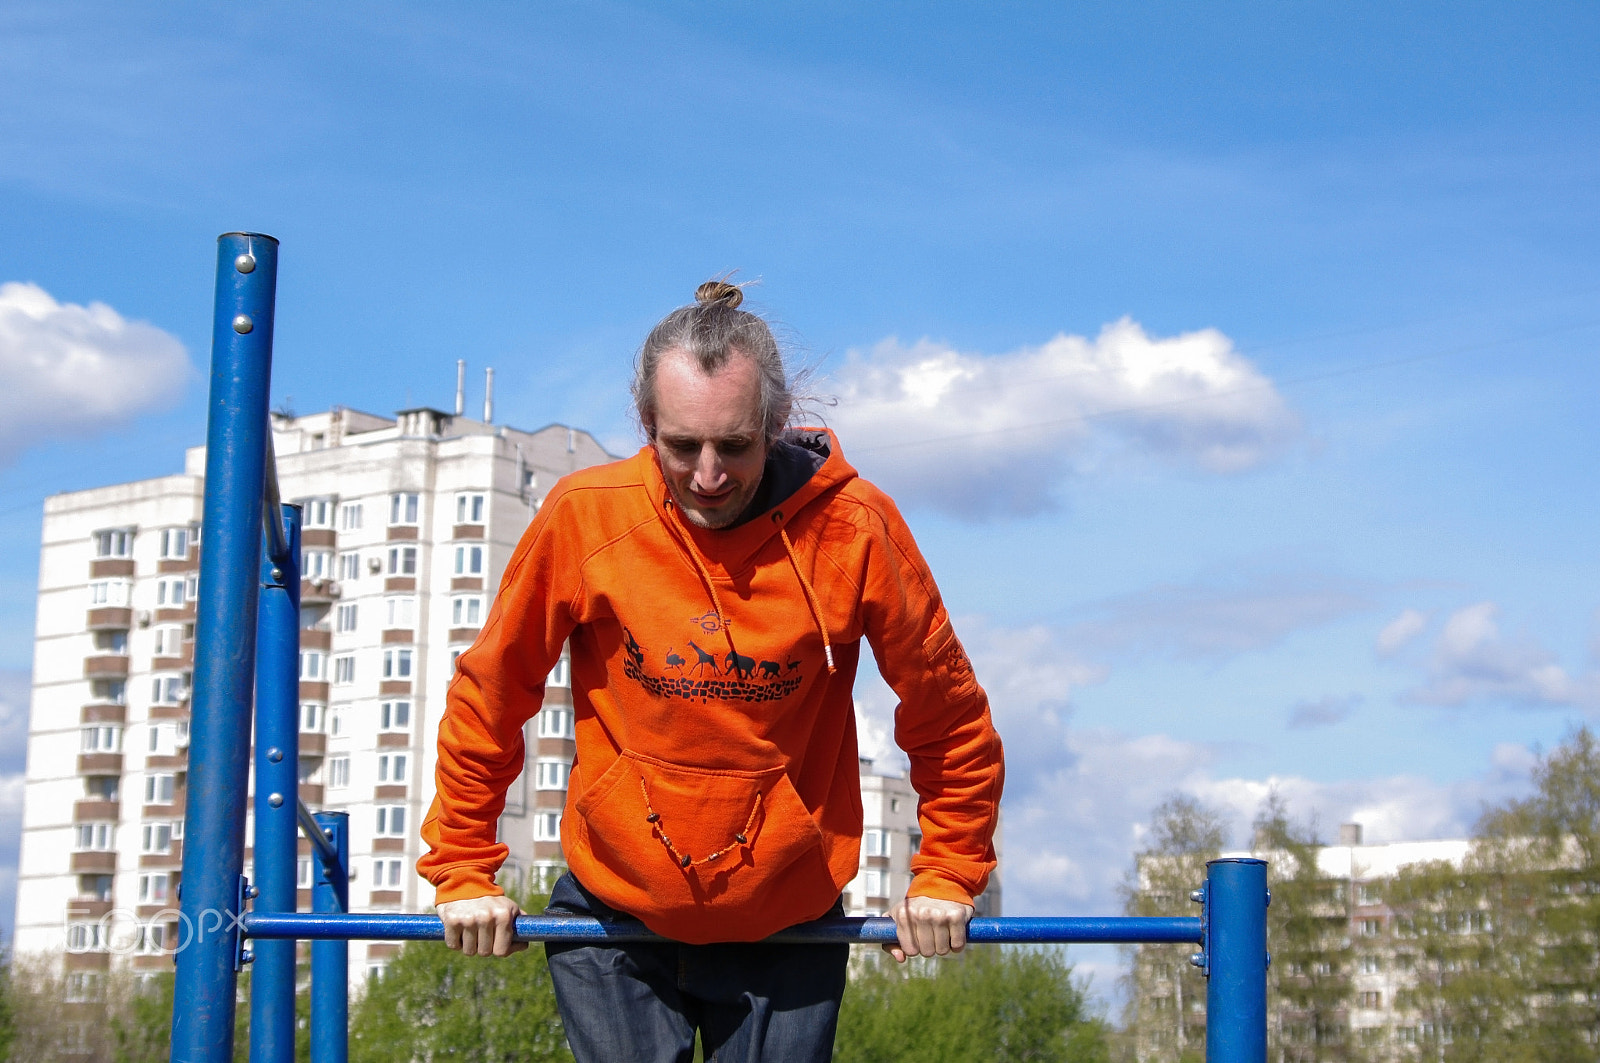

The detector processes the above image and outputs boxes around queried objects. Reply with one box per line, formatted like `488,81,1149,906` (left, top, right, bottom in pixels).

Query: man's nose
694,445,726,489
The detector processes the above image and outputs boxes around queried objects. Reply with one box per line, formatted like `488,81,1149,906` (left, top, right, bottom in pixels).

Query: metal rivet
246,885,259,899
235,253,256,274
267,748,283,763
1190,888,1205,904
1189,953,1206,968
268,793,283,808
1265,950,1273,969
233,314,254,334
270,567,283,582
241,950,255,964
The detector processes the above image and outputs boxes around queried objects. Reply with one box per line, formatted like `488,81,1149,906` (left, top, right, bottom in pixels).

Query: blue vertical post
310,812,349,1063
172,232,280,1063
249,504,302,1063
1204,857,1268,1062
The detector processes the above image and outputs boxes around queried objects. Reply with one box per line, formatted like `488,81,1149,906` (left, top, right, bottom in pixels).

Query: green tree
1254,794,1364,1063
0,946,14,1062
835,946,1108,1062
1119,793,1227,1062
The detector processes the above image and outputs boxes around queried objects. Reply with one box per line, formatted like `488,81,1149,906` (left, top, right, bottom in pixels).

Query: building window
375,805,406,836
92,629,128,654
451,595,483,627
328,756,350,789
373,858,405,888
453,544,483,576
340,502,364,531
298,856,314,889
298,652,326,682
535,759,569,791
377,753,409,784
300,497,334,528
67,922,107,952
81,725,121,753
862,869,887,898
303,549,333,580
379,700,411,732
147,722,178,756
74,822,115,851
387,546,417,576
84,775,119,801
456,493,485,524
388,493,419,526
1358,991,1383,1009
338,551,361,581
864,829,892,858
90,678,127,705
329,704,349,736
547,657,570,689
141,823,174,854
534,812,561,842
185,572,199,600
333,655,356,684
384,596,416,628
152,624,183,656
1359,918,1383,937
536,708,573,740
144,774,177,805
138,922,171,953
155,577,187,607
152,673,186,705
335,602,359,633
158,527,189,560
300,702,325,733
88,580,131,607
93,528,134,558
382,649,413,679
64,971,103,1003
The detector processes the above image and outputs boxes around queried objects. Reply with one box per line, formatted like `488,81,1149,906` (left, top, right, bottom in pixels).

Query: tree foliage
835,946,1108,1063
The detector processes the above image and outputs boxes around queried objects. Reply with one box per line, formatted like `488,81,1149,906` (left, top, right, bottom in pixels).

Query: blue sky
2,1,1598,998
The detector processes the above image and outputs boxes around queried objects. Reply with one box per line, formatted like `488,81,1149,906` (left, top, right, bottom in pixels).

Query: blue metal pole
1204,857,1268,1063
171,232,280,1063
248,505,301,1063
309,813,349,1063
242,912,1203,946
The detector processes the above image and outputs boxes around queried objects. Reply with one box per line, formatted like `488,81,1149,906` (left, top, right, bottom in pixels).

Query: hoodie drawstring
780,526,836,675
662,499,736,657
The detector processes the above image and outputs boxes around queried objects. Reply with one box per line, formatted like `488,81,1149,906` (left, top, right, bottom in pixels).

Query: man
420,282,1004,1062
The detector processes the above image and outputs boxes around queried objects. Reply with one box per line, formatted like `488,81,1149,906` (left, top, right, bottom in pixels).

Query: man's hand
438,895,527,957
884,896,975,963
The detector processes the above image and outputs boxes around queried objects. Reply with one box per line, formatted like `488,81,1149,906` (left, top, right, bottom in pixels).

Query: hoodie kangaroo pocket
572,749,836,931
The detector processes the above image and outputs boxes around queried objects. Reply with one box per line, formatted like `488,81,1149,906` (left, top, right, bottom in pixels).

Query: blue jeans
544,873,848,1063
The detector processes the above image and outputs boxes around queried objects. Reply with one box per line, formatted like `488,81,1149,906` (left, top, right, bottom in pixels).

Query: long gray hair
632,280,796,444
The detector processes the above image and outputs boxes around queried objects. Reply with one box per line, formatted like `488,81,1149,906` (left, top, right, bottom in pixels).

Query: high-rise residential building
18,402,991,992
18,404,613,986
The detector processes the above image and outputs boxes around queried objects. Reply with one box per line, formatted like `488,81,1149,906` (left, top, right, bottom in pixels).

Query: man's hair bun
695,280,743,310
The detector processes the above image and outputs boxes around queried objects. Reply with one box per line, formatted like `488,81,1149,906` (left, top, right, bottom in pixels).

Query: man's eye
718,441,749,455
669,442,698,455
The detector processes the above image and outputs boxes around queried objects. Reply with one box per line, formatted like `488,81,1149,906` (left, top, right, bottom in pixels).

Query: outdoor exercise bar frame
168,233,1269,1063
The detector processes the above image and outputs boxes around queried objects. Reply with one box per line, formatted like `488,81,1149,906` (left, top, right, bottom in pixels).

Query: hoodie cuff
429,865,506,905
905,871,976,908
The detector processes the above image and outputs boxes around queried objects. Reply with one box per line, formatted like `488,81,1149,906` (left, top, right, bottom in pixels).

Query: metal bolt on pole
249,504,302,1063
171,232,280,1063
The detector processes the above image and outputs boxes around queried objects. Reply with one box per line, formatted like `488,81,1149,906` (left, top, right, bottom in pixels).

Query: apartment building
18,401,988,993
17,404,613,987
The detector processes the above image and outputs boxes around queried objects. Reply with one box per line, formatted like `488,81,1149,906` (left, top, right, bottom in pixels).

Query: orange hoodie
419,429,1003,944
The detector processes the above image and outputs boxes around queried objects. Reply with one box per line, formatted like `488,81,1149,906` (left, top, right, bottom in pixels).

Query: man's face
649,347,769,529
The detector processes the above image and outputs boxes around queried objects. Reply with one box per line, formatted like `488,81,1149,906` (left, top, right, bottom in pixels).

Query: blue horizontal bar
240,912,1201,946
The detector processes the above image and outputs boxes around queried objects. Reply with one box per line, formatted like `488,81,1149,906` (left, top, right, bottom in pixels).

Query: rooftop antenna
484,367,494,424
455,359,465,416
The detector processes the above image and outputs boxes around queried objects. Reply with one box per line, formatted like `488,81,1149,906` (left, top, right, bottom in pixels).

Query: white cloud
825,317,1298,518
1066,573,1371,660
0,282,188,464
1405,602,1600,709
1376,608,1430,656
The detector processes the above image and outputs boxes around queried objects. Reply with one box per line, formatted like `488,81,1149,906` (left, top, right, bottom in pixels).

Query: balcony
299,733,327,756
300,579,338,605
378,680,411,696
83,656,129,678
73,799,120,821
451,577,484,592
451,524,484,540
377,732,412,748
448,627,481,644
86,607,133,630
89,559,134,579
386,525,419,541
70,851,116,874
67,900,113,919
299,784,325,806
82,703,126,724
300,628,331,651
374,784,406,800
384,576,416,592
301,528,337,549
77,753,123,774
299,681,330,701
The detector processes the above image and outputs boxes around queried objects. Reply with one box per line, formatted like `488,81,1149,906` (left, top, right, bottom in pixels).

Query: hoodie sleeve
417,486,584,903
857,487,1005,908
